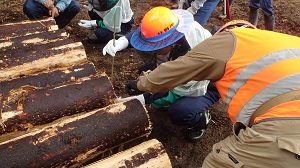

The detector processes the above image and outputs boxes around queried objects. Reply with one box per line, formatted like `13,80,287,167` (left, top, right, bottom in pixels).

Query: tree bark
0,63,96,94
0,99,152,168
0,18,87,81
0,75,116,135
0,18,58,40
84,139,172,168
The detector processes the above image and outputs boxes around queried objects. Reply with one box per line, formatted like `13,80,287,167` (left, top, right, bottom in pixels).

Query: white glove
81,1,93,11
117,94,145,105
78,20,97,29
102,36,129,57
177,0,188,9
187,1,200,15
187,0,206,15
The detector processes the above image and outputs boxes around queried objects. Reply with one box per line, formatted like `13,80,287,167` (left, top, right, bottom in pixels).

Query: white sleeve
120,0,134,23
194,0,207,8
173,80,209,97
184,21,212,48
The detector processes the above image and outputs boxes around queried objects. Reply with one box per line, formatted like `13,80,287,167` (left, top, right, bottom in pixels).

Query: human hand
187,2,200,15
81,1,93,11
102,36,129,57
117,94,145,105
78,20,97,29
43,0,54,9
49,7,59,18
125,80,144,95
187,0,206,15
177,0,187,9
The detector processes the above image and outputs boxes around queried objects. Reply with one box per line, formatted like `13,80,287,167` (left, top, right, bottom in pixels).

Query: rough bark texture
0,99,152,168
0,18,87,81
2,1,300,167
84,139,171,168
0,63,96,94
0,18,58,39
0,75,116,135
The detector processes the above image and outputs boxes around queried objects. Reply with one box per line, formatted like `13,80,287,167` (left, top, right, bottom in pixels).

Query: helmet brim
130,9,193,52
131,27,184,52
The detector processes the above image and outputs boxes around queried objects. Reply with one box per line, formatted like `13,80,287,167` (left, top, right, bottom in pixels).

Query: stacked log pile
0,18,115,134
0,18,163,167
0,99,152,167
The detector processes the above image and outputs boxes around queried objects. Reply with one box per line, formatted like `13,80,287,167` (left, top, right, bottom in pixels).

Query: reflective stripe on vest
215,28,300,125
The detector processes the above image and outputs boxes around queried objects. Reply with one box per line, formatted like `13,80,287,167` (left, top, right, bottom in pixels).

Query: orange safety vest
215,28,300,125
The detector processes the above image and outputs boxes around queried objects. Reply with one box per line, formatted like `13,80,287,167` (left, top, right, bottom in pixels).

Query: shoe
185,110,211,142
264,15,275,31
87,35,102,44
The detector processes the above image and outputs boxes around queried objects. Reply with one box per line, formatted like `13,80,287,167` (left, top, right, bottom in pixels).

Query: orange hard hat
130,7,193,52
140,6,179,39
215,20,256,34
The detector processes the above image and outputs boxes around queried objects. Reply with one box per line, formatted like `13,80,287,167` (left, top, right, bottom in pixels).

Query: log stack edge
0,18,166,167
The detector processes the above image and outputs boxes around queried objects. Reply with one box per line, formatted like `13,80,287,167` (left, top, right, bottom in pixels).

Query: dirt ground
1,0,300,167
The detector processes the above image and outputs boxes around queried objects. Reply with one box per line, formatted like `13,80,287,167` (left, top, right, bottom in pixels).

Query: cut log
0,29,67,51
0,99,152,168
0,18,58,40
0,18,87,81
84,139,172,168
0,63,96,94
0,41,87,81
0,32,80,68
0,75,116,135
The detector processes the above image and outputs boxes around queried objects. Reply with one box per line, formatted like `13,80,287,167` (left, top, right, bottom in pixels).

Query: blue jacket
35,0,72,12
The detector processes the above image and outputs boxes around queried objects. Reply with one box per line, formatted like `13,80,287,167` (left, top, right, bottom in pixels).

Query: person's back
78,0,134,43
215,28,300,125
133,22,300,167
202,27,300,168
104,7,220,141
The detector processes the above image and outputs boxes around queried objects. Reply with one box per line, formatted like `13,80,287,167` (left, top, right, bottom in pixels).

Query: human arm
38,0,72,16
177,0,188,9
54,0,72,12
78,20,97,29
184,21,212,48
102,30,134,56
118,91,181,108
187,0,207,15
93,1,123,32
81,1,93,11
39,0,54,9
35,0,57,16
117,94,145,105
49,6,60,18
136,32,234,94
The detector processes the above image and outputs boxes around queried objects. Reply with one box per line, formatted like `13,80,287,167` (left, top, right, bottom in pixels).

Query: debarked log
84,139,172,168
0,99,152,168
0,75,116,135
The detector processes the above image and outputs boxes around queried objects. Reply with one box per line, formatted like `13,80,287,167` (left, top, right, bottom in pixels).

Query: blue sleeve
35,0,45,4
55,0,72,12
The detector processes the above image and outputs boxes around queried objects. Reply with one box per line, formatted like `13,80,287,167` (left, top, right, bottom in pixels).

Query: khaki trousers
202,120,300,168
